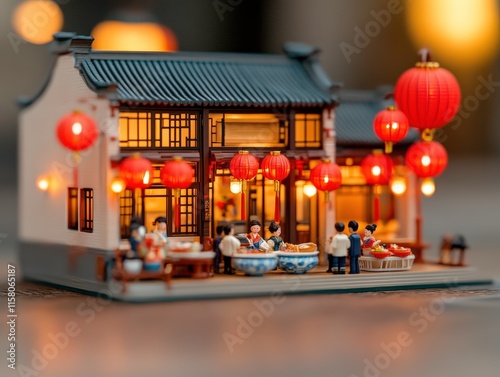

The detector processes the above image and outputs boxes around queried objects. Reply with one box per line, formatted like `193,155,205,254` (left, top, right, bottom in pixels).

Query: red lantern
229,151,259,220
160,157,194,229
56,111,99,151
361,151,394,222
373,106,409,153
361,151,394,185
394,50,461,132
309,159,342,202
261,151,290,223
405,140,448,178
119,154,154,190
56,110,99,186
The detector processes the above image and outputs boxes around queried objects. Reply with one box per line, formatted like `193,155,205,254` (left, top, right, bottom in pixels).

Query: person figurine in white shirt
330,222,351,275
219,225,241,275
152,216,168,244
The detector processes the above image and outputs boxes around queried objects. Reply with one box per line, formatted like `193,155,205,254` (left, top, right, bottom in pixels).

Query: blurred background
1,0,500,271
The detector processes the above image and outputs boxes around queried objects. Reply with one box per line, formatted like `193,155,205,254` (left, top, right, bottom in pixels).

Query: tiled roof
335,88,419,147
76,50,336,108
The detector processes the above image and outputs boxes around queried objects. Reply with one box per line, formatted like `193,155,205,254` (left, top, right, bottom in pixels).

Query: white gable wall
18,54,120,250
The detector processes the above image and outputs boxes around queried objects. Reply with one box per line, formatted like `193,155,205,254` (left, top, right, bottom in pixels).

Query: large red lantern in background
119,154,154,190
361,151,394,222
230,151,259,220
160,157,194,229
309,159,342,202
394,50,461,133
261,151,290,223
373,106,409,153
56,111,99,151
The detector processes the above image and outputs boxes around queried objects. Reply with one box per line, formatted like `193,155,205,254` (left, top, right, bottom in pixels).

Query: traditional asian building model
19,33,435,293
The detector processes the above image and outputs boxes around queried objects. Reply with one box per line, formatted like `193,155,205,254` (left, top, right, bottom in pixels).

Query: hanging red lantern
261,151,290,223
160,157,194,229
405,140,448,178
229,151,259,220
309,159,342,202
56,110,99,186
56,111,99,151
361,151,394,185
119,154,154,190
394,49,461,133
373,106,410,153
361,151,394,222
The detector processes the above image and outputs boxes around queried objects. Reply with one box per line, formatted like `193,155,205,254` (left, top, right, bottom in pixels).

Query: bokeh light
12,0,63,44
406,0,500,69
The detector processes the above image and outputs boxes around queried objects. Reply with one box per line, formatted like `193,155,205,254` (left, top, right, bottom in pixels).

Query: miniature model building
18,33,485,299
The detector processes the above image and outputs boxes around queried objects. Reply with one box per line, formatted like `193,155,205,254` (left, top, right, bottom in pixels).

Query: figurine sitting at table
151,216,168,244
363,223,381,249
267,221,286,251
246,220,270,252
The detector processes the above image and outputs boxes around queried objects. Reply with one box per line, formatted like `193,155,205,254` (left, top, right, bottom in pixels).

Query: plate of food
370,246,392,259
387,244,412,258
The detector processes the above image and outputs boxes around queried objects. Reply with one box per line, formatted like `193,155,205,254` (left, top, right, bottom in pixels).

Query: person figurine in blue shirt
213,225,224,274
347,220,362,274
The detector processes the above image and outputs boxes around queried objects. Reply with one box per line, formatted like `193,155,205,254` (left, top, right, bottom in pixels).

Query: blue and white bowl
232,253,278,276
277,250,319,274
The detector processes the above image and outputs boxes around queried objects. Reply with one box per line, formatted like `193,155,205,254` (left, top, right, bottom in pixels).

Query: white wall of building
18,54,120,250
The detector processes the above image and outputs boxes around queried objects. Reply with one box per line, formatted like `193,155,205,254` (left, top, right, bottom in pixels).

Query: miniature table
359,254,415,272
166,251,215,279
112,259,173,293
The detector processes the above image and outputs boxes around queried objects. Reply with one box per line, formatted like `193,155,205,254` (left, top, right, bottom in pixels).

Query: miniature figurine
348,220,362,274
329,222,351,274
439,234,468,266
267,221,286,251
213,225,224,274
363,223,381,249
152,216,168,244
219,225,241,275
246,220,270,252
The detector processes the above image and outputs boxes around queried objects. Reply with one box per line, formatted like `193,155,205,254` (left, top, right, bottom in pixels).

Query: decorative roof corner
50,32,94,55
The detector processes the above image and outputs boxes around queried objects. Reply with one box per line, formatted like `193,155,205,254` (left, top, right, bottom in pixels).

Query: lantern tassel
373,193,380,223
241,189,246,220
174,189,181,230
73,151,80,187
274,190,280,224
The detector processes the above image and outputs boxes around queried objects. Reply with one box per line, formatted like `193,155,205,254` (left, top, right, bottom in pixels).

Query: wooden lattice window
295,113,322,148
119,111,198,149
80,188,94,233
67,187,78,230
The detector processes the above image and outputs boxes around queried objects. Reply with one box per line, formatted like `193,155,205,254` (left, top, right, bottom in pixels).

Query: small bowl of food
370,249,392,259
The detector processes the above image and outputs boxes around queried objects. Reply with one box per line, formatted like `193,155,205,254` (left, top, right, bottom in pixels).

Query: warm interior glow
111,178,125,193
12,0,64,44
391,122,399,130
390,176,407,196
142,171,150,185
421,155,431,167
230,181,241,194
91,21,178,52
36,176,50,191
406,0,500,68
371,165,381,176
421,178,436,196
303,182,317,198
71,122,82,135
